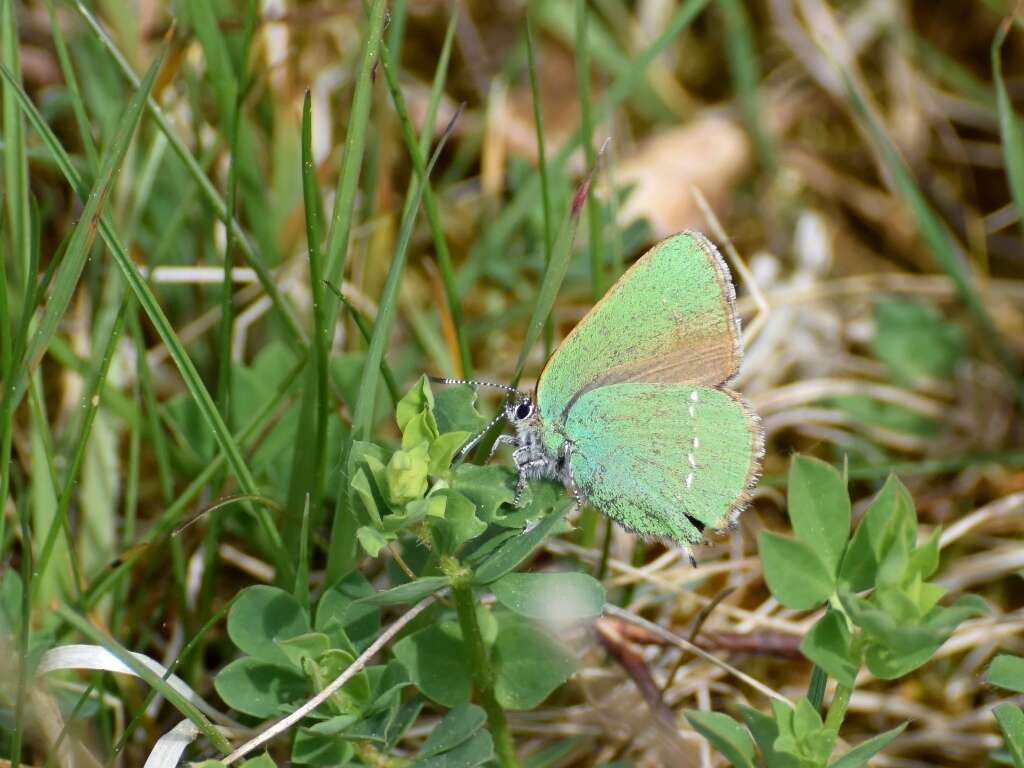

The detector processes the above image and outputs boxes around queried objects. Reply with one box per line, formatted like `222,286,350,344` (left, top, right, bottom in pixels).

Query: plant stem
824,683,852,735
807,664,828,711
450,575,519,768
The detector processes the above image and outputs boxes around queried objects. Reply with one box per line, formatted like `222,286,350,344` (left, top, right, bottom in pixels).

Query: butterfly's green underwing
439,231,763,547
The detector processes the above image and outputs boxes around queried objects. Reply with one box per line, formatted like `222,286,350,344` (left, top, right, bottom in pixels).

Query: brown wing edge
713,387,765,535
685,230,744,387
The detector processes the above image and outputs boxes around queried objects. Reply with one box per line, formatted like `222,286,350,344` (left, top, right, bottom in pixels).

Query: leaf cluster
214,378,605,764
688,455,987,767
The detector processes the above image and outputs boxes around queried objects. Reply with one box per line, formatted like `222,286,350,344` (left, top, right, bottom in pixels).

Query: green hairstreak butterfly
437,231,763,546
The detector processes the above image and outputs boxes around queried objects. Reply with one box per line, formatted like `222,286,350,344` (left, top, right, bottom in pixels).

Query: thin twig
691,185,770,345
603,604,789,704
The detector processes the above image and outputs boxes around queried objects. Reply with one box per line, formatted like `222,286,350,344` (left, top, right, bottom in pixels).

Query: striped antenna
429,376,525,465
452,409,508,464
428,375,519,395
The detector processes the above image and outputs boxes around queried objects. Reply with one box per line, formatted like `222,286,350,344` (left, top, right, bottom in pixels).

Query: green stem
824,683,852,735
806,664,827,712
450,574,519,768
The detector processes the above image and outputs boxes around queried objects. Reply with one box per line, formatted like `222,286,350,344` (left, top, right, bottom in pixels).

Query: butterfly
436,231,763,547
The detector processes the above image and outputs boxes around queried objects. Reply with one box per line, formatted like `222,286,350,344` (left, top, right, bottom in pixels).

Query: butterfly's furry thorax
499,396,577,504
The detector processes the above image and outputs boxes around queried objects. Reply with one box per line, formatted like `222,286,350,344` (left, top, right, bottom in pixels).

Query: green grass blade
302,90,329,499
992,19,1024,234
415,9,471,378
575,0,605,301
185,0,239,122
533,0,673,121
72,0,306,344
56,606,233,755
719,0,777,173
904,29,995,109
323,280,401,406
2,0,30,291
513,176,589,383
29,374,72,605
130,310,175,503
42,0,99,173
322,0,388,297
842,72,1023,400
0,56,290,580
457,0,710,293
349,110,460,441
378,34,469,378
525,13,556,358
15,42,165,407
12,493,32,766
34,297,130,610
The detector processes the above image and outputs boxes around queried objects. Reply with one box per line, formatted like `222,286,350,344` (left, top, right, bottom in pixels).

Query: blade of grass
408,8,471,378
903,28,995,110
992,18,1024,234
457,0,710,293
349,108,462,441
186,0,239,124
282,90,331,570
321,0,388,308
13,43,164,406
533,0,674,122
82,353,308,610
130,310,174,503
386,0,409,64
1,44,165,568
525,13,556,358
0,59,290,581
512,174,591,383
2,0,30,290
72,0,305,344
842,71,1024,402
12,493,32,767
323,280,401,406
34,296,130,611
575,0,605,302
326,109,460,581
311,0,386,456
378,25,469,378
0,0,29,557
42,0,99,173
302,90,329,502
28,374,72,606
719,0,777,173
56,606,233,755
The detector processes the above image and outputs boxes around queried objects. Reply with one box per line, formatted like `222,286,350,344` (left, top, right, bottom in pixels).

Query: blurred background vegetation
2,0,1024,765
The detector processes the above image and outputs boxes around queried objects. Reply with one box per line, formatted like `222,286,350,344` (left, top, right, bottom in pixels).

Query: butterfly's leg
684,548,700,573
511,456,550,507
559,441,583,508
512,473,529,508
488,434,518,461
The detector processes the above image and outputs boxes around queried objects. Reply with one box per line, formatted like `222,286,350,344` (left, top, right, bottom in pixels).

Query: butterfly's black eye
514,402,533,420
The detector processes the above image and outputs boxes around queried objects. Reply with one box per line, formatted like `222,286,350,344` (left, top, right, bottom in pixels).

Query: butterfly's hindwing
564,383,761,545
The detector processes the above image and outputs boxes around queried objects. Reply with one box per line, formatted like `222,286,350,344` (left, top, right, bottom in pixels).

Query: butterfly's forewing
536,231,740,424
564,383,761,544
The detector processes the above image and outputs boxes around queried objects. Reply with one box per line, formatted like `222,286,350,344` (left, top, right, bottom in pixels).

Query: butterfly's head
504,395,537,426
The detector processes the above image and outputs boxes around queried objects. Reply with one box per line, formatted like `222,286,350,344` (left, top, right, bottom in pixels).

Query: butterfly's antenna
428,375,520,396
453,409,507,464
